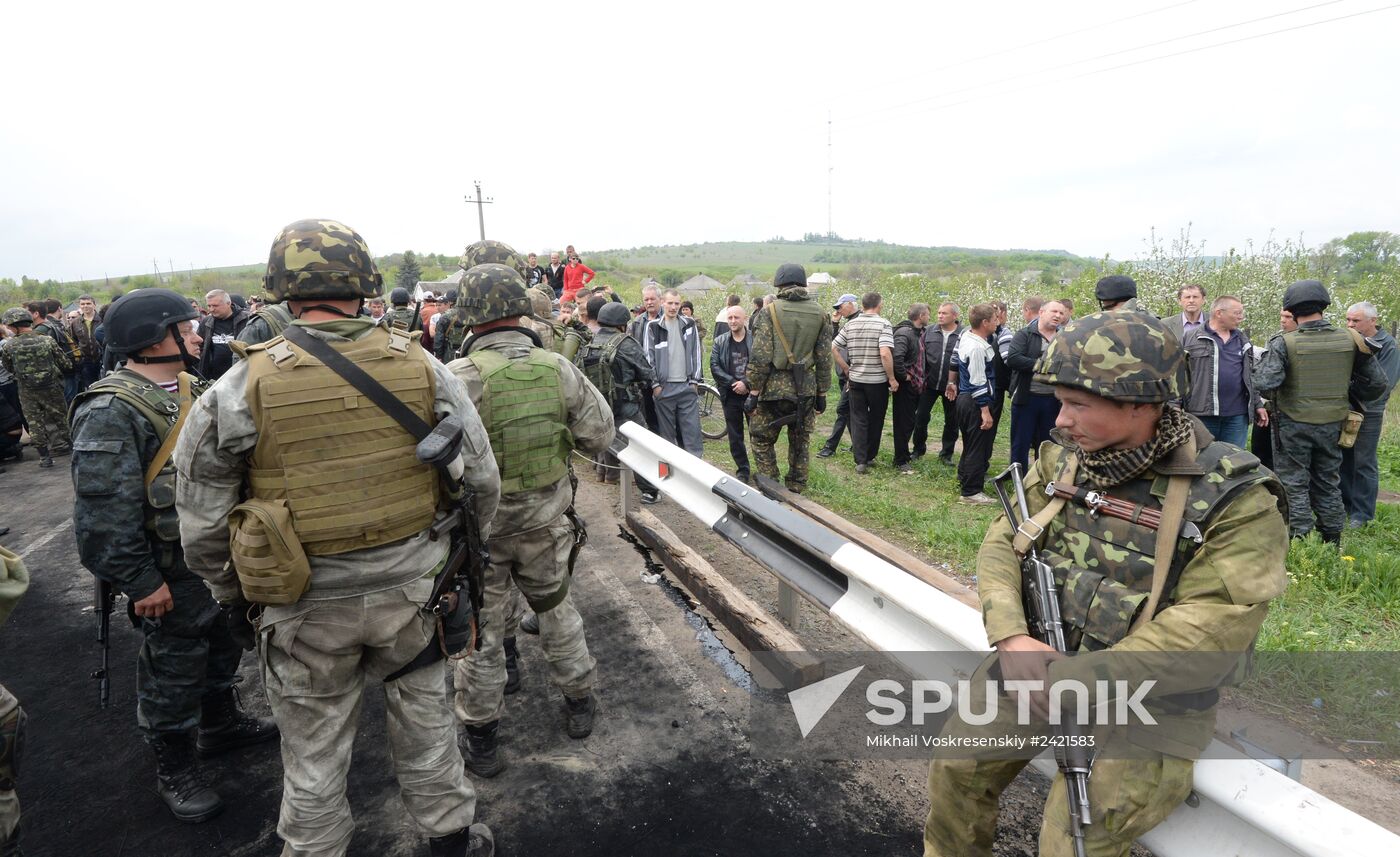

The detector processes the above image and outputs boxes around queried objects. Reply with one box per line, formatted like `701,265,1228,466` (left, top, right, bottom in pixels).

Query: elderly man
1341,301,1400,526
1006,299,1067,471
1183,295,1266,448
196,289,249,380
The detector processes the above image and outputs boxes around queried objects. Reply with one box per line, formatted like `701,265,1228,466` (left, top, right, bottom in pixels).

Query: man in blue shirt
1183,295,1265,448
1342,301,1400,526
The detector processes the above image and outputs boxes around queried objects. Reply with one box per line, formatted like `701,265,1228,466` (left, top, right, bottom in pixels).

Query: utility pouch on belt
229,498,311,605
1339,410,1364,449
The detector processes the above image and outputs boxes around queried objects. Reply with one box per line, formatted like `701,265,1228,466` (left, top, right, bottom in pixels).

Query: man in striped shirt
832,292,897,474
954,303,999,504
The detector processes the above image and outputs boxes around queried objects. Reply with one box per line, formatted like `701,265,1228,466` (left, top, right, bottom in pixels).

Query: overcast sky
3,0,1396,281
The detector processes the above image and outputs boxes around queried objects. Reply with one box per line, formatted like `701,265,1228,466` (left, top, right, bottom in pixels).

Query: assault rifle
417,416,488,630
992,463,1093,857
92,578,115,708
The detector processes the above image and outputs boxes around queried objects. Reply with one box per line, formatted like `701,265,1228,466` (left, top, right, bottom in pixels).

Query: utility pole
464,180,493,241
827,110,834,242
153,258,162,283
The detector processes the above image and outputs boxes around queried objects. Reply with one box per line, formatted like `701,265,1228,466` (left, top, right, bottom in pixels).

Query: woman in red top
561,252,595,304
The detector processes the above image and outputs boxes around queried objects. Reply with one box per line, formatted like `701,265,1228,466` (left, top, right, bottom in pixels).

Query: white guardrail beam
615,422,1400,857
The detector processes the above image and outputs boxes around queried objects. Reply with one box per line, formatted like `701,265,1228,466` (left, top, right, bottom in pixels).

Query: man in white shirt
832,292,897,474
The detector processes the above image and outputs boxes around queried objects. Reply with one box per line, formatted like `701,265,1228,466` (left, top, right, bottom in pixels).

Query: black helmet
390,287,411,305
1281,279,1331,313
104,289,199,365
774,263,807,288
1094,275,1137,306
597,302,631,328
445,289,459,304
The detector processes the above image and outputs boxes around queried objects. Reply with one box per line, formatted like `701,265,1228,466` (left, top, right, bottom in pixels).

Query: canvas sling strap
280,325,433,441
1011,454,1077,558
143,372,196,487
766,301,797,365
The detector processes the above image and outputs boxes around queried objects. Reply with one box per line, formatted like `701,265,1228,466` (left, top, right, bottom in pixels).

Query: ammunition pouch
1339,410,1364,449
384,574,474,683
229,498,311,605
1055,565,1150,652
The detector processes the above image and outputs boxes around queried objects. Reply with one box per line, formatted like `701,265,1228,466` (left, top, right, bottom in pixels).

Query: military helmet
263,219,384,301
103,288,198,355
1281,279,1331,312
597,302,631,328
774,263,807,289
1094,274,1137,304
526,287,553,319
390,287,411,305
1033,311,1181,403
1,307,32,327
460,239,529,278
456,264,533,326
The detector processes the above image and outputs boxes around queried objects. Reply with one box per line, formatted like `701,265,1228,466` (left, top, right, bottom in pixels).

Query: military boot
150,732,223,823
463,721,505,778
1320,530,1343,549
503,636,521,695
196,687,279,757
428,823,495,857
36,447,52,469
564,693,596,739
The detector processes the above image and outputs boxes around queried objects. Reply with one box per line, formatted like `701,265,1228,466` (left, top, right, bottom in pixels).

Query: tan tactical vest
242,326,440,555
1276,327,1357,424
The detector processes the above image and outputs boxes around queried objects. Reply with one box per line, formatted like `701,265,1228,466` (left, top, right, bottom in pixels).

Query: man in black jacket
195,289,250,380
891,304,929,474
913,302,961,464
709,305,752,482
1004,299,1067,470
545,251,566,300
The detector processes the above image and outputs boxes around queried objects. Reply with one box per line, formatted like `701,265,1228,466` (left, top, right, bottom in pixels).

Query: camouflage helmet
263,219,384,301
1094,274,1137,304
455,264,532,326
1281,279,1331,312
460,239,529,278
526,287,553,319
774,263,807,288
103,288,198,355
1033,311,1181,403
597,302,631,328
1,307,32,327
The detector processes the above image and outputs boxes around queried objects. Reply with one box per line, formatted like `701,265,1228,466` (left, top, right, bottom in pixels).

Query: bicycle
695,382,728,441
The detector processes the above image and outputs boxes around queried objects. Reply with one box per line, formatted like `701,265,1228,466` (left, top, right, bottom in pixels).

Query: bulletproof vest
37,319,81,362
6,333,63,387
441,310,469,357
767,296,825,371
387,306,418,332
72,369,208,565
526,317,555,350
242,326,440,555
578,332,629,405
1276,327,1355,424
1035,440,1284,653
254,303,293,339
465,347,574,495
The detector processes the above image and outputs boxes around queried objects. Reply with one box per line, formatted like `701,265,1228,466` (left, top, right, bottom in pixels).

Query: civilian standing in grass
1341,301,1400,526
1183,296,1266,449
832,292,896,474
644,289,705,455
1005,299,1067,471
953,303,999,505
709,306,752,482
914,302,962,465
561,252,595,305
890,303,929,475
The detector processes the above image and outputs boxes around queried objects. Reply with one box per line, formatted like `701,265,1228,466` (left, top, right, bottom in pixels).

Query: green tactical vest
767,296,825,371
387,306,418,332
1034,439,1284,654
6,332,65,387
255,303,293,339
578,332,629,405
1276,327,1355,424
72,369,208,564
466,347,574,495
441,310,469,357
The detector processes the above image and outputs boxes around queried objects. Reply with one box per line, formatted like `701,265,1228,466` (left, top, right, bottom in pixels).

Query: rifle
992,463,1093,857
92,578,115,708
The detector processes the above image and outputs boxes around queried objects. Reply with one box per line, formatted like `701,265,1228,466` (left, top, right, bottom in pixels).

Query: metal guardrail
614,421,1400,857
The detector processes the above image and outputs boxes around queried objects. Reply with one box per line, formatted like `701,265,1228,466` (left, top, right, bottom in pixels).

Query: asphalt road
1,463,938,857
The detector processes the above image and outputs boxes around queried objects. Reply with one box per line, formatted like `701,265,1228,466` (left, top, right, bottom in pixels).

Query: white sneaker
958,492,997,506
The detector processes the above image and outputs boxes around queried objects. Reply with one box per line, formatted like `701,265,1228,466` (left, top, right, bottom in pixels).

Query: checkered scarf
1074,405,1193,489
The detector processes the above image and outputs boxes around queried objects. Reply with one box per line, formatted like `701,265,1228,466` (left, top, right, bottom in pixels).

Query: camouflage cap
456,263,533,326
263,219,384,301
1033,311,1181,403
1,307,32,327
460,239,529,278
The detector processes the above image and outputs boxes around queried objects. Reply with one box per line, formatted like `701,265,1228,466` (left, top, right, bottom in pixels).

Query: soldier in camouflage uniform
174,220,501,857
383,287,420,332
1,543,28,857
233,299,295,351
1093,274,1139,311
70,289,278,824
925,311,1290,857
582,302,657,499
1251,280,1388,543
446,264,614,777
743,264,833,494
0,307,72,466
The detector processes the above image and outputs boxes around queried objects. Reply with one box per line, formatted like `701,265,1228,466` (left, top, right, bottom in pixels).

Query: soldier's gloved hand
220,600,259,651
743,395,758,415
814,395,826,414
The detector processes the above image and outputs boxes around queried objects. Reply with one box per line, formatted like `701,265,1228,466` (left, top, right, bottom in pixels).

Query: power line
839,2,1398,129
840,0,1347,124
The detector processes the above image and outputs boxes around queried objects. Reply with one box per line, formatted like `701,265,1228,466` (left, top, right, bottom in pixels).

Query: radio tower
826,111,833,241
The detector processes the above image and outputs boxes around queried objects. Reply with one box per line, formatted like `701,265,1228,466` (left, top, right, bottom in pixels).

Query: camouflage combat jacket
0,331,71,389
746,287,834,401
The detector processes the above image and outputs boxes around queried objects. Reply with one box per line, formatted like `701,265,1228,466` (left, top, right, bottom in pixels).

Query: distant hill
594,239,1087,270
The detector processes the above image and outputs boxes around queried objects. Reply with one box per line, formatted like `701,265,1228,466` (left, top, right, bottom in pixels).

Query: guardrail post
620,463,636,519
777,581,801,630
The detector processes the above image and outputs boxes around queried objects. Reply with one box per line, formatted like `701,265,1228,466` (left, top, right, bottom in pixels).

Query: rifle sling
1012,455,1077,557
280,325,432,443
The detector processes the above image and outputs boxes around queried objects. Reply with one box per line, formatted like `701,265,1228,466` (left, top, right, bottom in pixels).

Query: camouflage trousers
259,578,475,857
1273,414,1346,537
135,571,242,735
749,399,817,491
0,682,21,846
16,382,69,452
924,678,1195,857
454,519,596,725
